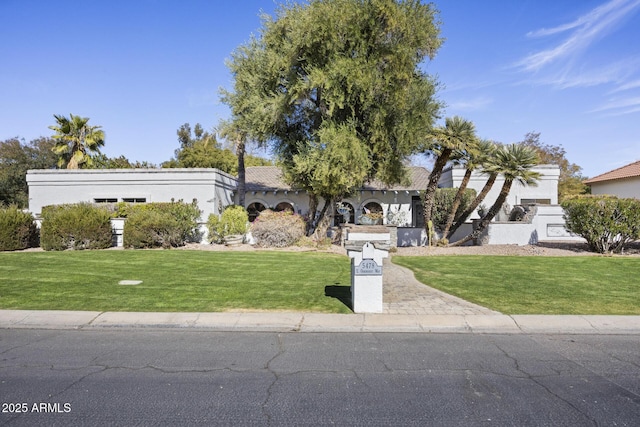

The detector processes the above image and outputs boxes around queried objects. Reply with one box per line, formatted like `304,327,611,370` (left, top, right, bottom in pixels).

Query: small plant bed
0,251,352,313
393,256,640,315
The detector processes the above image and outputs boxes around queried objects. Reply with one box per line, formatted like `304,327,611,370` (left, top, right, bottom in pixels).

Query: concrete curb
1,310,639,334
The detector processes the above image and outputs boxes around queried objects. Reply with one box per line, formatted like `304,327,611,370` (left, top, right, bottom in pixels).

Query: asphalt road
1,329,639,426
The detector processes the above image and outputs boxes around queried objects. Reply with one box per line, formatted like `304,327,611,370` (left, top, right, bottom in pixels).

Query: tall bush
562,195,640,254
207,205,249,244
123,201,202,249
0,206,38,251
40,203,113,251
427,188,477,231
251,209,306,248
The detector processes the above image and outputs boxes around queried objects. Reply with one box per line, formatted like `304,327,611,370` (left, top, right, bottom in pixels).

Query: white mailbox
349,242,388,313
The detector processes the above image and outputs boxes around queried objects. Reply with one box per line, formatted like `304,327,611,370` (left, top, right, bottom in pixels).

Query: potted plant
359,208,383,225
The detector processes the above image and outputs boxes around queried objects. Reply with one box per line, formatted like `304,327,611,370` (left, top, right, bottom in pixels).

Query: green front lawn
0,251,352,313
393,256,640,315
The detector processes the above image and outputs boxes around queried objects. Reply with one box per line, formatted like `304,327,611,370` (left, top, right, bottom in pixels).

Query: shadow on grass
325,285,352,312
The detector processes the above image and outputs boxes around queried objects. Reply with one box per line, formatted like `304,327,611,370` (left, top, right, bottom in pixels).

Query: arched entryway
247,201,267,222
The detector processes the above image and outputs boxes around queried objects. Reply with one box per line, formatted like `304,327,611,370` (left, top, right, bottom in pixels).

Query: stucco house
584,160,640,199
26,164,581,246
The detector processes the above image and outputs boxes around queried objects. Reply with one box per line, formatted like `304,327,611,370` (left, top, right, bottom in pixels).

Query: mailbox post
348,241,388,313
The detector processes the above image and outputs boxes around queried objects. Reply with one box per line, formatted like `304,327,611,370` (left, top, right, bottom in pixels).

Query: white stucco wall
588,177,640,199
439,165,560,219
475,205,584,245
26,168,237,221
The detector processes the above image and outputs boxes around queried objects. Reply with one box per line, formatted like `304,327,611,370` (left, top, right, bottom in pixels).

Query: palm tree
218,120,249,208
49,114,105,169
449,143,540,247
422,116,477,237
444,139,497,239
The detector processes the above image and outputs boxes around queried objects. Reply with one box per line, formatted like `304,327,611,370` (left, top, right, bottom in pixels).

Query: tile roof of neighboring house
244,166,430,192
584,160,640,184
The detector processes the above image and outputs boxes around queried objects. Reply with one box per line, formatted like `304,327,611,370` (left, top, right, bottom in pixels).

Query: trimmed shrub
562,195,640,254
0,206,38,251
207,205,249,244
124,209,182,249
123,201,202,249
427,188,477,231
251,209,306,248
40,203,113,251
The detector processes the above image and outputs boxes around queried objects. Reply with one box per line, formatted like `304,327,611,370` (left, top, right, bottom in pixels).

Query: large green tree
221,0,443,234
450,143,540,247
49,114,105,169
520,132,587,201
0,137,58,207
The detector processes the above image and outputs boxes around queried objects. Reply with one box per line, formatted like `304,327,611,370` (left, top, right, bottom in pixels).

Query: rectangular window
94,198,118,203
122,198,146,203
521,198,551,205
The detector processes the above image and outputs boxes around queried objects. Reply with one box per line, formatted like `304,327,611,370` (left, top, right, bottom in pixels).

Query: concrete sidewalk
1,309,639,334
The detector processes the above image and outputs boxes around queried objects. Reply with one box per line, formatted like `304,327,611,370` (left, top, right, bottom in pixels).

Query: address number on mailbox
354,259,382,276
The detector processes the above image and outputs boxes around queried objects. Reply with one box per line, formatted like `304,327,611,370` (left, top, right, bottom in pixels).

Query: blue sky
1,0,639,177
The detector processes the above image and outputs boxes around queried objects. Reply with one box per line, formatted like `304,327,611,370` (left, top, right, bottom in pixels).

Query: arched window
359,201,383,225
274,202,294,213
335,202,355,226
247,202,267,222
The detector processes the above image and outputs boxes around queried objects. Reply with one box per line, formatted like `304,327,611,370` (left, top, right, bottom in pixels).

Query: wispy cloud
611,78,640,92
447,96,493,112
591,95,640,116
535,56,640,89
515,0,640,73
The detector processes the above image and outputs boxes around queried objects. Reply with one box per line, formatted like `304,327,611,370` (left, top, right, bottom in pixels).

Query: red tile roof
245,166,430,192
584,160,640,184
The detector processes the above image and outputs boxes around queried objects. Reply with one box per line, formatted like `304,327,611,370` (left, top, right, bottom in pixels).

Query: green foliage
222,0,443,195
427,188,477,231
40,203,113,251
124,209,183,249
162,122,252,174
562,195,640,254
49,114,105,169
284,122,371,200
0,206,38,251
89,153,156,169
0,137,58,208
122,201,202,249
422,116,478,227
251,209,306,248
207,205,249,243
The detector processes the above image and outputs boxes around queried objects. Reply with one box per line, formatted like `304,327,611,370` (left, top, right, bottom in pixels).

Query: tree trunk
236,140,246,208
447,172,497,239
312,197,334,241
422,149,452,237
306,194,319,235
449,180,513,247
440,168,472,240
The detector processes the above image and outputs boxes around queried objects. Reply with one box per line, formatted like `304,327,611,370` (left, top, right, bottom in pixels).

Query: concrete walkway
1,257,639,334
1,309,639,334
383,259,498,315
